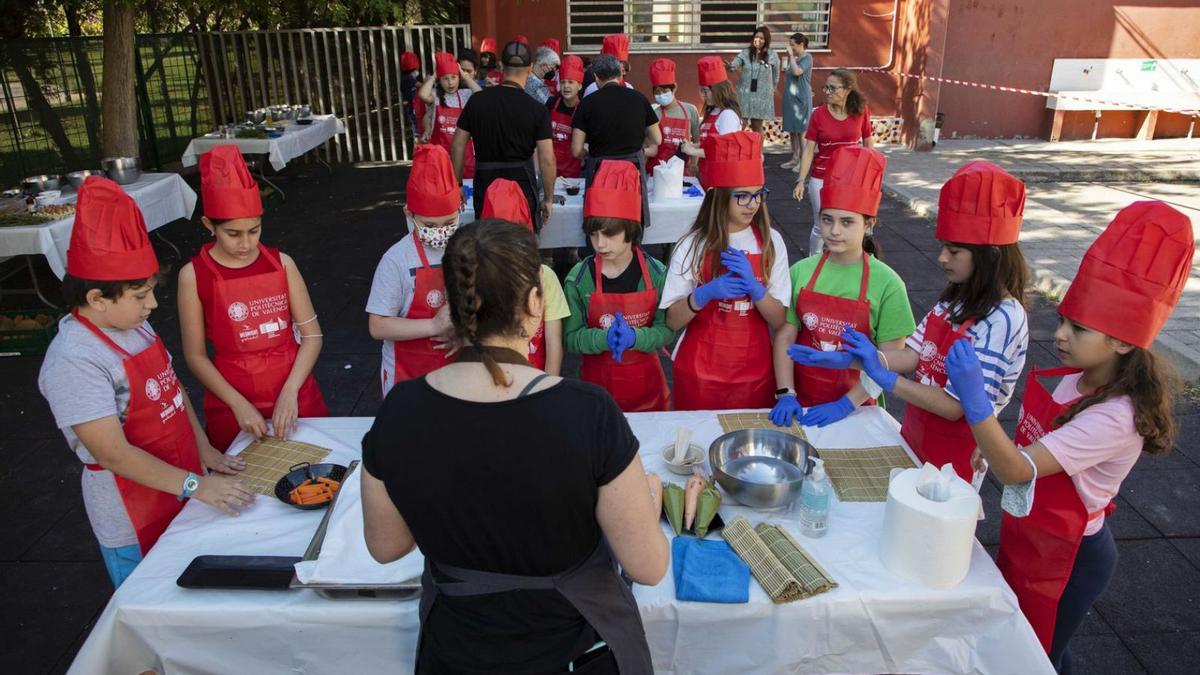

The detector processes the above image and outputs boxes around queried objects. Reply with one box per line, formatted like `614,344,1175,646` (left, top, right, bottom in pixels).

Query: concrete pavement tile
1123,632,1200,675
1096,539,1200,635
1065,635,1146,675
20,506,101,562
882,251,947,291
1120,468,1200,537
0,440,83,562
0,437,40,481
1173,414,1200,464
0,356,57,440
1170,539,1200,572
0,561,112,675
1108,495,1162,540
311,353,377,417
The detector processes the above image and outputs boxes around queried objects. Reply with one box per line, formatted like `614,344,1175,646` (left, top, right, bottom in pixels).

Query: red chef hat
697,56,728,86
407,144,460,218
819,145,886,216
1058,201,1195,349
200,144,263,221
479,37,497,54
541,38,561,56
400,51,420,73
649,58,676,88
700,131,764,188
584,160,642,222
67,176,159,281
481,179,533,231
434,52,459,78
559,55,585,83
513,34,529,45
487,70,502,84
936,161,1025,245
602,34,630,61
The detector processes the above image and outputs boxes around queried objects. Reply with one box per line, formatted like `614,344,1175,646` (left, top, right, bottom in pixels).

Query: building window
568,1,832,52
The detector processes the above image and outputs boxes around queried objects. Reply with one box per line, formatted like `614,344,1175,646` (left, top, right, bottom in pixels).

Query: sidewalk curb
882,181,1200,383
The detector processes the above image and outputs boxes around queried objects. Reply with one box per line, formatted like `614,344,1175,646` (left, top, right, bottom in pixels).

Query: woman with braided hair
360,219,667,675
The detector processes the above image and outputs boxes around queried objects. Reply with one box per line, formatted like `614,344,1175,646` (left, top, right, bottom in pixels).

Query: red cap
479,37,497,54
649,58,676,87
400,51,419,72
480,179,533,231
407,145,460,218
67,176,159,281
559,55,585,83
601,34,630,61
541,38,561,55
700,131,763,188
513,34,529,45
584,160,642,222
1058,201,1194,349
697,56,728,86
200,145,263,221
819,146,886,216
936,161,1025,245
487,70,502,84
434,52,458,78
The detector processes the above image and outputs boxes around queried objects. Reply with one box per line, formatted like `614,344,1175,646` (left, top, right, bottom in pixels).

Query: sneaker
780,159,798,169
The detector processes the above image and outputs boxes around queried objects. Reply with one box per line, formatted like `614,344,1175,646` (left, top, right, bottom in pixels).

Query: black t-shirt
546,95,577,117
586,252,644,294
362,376,640,673
457,84,553,163
573,84,658,158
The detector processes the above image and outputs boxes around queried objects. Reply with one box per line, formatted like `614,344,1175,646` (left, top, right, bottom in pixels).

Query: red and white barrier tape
865,68,1200,116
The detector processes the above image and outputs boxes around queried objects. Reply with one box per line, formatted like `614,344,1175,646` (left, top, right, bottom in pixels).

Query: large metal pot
709,429,814,510
246,109,266,125
21,175,62,195
65,169,104,189
101,156,142,185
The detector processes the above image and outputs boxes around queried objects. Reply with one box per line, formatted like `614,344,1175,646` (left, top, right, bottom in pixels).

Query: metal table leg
153,229,182,260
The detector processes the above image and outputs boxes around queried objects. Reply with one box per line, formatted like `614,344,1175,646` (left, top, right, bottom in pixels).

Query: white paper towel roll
654,156,685,200
879,463,981,588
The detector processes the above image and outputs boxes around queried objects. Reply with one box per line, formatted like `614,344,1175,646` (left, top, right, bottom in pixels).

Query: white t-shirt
713,108,742,134
365,234,446,395
660,227,791,310
583,80,635,97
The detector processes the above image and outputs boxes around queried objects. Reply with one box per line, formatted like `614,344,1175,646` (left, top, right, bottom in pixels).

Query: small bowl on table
660,442,706,475
274,462,348,510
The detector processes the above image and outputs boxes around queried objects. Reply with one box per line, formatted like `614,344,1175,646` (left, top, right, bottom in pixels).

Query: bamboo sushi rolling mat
718,412,808,442
722,516,837,604
234,438,333,496
819,445,917,502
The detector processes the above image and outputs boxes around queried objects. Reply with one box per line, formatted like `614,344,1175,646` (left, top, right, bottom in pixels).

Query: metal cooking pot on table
66,170,104,189
709,428,815,510
101,157,142,185
21,175,62,195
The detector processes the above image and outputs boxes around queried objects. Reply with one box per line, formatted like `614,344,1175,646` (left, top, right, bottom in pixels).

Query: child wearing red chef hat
565,160,674,411
583,34,635,96
480,178,571,376
547,55,585,179
662,131,790,410
477,36,498,74
679,56,743,186
37,177,252,588
945,201,1194,673
418,51,481,177
177,145,328,451
367,144,463,397
400,50,422,137
771,146,915,428
645,58,700,176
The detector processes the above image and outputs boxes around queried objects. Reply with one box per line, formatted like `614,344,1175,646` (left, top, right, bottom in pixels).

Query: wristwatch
178,472,200,501
774,387,795,400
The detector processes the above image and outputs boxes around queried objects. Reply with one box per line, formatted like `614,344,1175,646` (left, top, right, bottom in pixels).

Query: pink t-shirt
804,104,872,178
1038,373,1143,535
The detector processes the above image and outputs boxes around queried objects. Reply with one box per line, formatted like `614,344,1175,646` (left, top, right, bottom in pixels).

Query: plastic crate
0,309,64,356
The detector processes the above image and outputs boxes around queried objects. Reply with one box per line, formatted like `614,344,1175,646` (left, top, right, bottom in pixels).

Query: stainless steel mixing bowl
709,428,814,509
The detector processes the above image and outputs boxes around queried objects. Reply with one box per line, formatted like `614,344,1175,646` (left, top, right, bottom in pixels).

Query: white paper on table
293,466,425,585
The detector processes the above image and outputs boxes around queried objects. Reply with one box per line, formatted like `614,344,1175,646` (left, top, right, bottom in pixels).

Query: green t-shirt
564,250,676,355
785,253,916,344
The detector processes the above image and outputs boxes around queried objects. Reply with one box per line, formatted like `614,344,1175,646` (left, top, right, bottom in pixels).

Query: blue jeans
1050,523,1118,674
99,543,143,588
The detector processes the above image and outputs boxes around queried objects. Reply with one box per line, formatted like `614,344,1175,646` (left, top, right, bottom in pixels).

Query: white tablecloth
68,408,1052,675
0,173,196,279
461,177,704,249
180,115,345,171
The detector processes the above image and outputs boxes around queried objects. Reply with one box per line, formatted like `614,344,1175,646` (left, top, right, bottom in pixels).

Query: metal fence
196,25,472,164
0,33,210,188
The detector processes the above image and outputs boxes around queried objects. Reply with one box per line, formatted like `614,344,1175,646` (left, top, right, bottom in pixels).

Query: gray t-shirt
37,314,162,548
365,234,446,395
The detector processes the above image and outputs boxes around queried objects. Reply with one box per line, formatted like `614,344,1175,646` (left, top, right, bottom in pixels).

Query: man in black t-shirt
453,40,556,228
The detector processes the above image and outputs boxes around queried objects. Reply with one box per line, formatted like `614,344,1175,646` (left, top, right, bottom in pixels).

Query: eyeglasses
732,188,770,206
822,84,844,93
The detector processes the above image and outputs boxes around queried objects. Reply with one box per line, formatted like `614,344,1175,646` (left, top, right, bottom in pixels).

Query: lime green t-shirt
785,254,916,344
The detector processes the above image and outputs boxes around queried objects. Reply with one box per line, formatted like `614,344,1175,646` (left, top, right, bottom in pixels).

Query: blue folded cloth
683,184,704,198
672,536,750,604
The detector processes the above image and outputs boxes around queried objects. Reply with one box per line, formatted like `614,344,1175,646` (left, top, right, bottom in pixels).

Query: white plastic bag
654,156,684,200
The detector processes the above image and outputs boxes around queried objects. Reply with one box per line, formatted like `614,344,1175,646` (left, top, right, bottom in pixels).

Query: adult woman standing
780,33,813,169
361,220,667,675
793,69,874,256
728,26,780,142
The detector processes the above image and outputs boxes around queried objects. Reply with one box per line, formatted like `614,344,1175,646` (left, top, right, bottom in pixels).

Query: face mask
999,452,1038,517
655,91,675,106
413,219,458,249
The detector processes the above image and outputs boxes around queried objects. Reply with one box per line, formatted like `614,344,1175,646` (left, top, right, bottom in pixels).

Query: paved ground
2,158,1199,673
876,138,1200,381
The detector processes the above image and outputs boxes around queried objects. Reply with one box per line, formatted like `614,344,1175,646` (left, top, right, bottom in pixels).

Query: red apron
648,108,690,176
899,308,978,482
527,320,547,370
430,91,474,179
998,365,1114,653
75,311,203,554
793,252,874,407
673,230,775,410
579,249,670,412
196,244,328,451
389,238,448,389
696,110,720,190
549,96,582,179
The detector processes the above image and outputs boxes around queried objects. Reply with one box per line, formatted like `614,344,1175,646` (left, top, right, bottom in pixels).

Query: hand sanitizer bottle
799,457,831,538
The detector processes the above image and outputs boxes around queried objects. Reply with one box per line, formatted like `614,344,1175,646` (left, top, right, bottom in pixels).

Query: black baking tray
177,555,303,590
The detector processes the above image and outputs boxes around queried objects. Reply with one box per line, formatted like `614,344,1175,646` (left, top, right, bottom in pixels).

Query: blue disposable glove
800,395,856,428
720,248,767,302
606,317,622,353
787,344,854,370
693,273,751,308
946,338,994,425
839,327,897,392
769,394,803,427
611,312,637,363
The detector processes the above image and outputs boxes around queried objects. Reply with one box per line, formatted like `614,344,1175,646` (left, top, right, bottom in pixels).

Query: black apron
474,158,542,231
582,151,652,236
